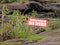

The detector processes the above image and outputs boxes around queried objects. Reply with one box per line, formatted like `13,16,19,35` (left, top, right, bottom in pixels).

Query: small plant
9,10,47,41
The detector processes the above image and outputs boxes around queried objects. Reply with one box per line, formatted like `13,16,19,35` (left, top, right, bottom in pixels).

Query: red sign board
28,18,48,27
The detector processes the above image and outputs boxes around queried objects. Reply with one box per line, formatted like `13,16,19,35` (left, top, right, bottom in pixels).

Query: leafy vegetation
0,42,22,45
43,18,60,31
0,5,47,43
8,10,47,41
49,20,60,29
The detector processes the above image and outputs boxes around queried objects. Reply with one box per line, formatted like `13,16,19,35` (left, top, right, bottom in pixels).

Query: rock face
27,30,60,45
29,0,60,3
0,1,60,18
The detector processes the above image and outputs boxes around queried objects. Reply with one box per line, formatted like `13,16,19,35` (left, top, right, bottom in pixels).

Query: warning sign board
28,18,48,27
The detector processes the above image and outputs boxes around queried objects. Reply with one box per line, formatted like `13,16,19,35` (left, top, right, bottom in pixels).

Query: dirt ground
27,29,60,45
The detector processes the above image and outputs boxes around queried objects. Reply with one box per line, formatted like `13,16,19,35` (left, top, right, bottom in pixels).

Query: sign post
28,18,48,27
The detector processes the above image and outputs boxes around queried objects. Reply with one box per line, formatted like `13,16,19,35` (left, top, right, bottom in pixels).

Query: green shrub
10,10,46,41
0,9,47,42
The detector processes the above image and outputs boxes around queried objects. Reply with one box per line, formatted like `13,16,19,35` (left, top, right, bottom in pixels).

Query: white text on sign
28,18,48,27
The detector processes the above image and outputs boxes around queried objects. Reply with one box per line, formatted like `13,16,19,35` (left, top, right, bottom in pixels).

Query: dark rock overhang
0,1,60,14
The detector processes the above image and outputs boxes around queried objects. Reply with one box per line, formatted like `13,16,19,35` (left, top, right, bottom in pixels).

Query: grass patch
54,29,60,33
43,27,51,31
0,42,22,45
27,35,47,43
11,26,47,42
49,20,60,30
43,18,60,31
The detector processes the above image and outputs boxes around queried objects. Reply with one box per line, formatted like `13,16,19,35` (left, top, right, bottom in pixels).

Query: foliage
2,5,12,15
49,20,60,30
43,19,60,31
0,9,47,42
0,42,22,45
10,10,46,41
